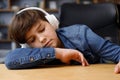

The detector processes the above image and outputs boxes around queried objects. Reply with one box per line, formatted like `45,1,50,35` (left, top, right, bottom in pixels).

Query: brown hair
9,10,48,43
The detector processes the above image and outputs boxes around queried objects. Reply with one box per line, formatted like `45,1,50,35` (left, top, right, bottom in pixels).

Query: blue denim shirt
5,24,120,69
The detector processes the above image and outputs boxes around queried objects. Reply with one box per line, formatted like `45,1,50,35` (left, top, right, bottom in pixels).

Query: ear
45,14,59,30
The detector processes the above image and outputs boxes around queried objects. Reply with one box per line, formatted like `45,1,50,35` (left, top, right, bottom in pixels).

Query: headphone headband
17,7,49,15
16,7,59,29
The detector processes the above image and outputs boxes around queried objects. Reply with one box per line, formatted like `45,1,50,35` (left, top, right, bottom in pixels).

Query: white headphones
17,7,59,48
17,7,59,30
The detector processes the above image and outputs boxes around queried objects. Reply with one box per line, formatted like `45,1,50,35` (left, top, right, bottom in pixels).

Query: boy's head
9,7,61,48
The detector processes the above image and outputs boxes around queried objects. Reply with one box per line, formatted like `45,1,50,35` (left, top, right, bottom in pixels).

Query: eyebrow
36,22,42,30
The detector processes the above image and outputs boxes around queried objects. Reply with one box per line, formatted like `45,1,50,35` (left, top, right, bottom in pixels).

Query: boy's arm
5,48,55,69
83,25,120,63
82,25,120,73
5,47,89,69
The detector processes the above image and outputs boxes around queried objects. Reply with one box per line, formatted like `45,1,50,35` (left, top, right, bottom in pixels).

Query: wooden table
0,64,120,80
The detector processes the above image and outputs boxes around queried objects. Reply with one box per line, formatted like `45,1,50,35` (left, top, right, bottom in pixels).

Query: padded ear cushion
20,44,30,48
45,14,59,29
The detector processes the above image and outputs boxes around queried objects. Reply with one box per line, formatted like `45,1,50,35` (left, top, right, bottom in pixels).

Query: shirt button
46,53,51,59
30,57,34,62
47,54,50,57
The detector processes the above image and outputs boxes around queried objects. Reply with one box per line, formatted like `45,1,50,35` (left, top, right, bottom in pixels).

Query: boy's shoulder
57,24,89,38
57,24,89,33
59,24,89,30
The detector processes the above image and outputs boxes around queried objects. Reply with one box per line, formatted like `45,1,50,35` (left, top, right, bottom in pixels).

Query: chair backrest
59,3,120,45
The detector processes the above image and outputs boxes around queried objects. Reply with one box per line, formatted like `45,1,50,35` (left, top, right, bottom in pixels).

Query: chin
51,45,57,48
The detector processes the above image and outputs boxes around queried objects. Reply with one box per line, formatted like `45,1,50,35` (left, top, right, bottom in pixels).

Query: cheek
46,28,57,38
29,41,42,48
31,43,41,48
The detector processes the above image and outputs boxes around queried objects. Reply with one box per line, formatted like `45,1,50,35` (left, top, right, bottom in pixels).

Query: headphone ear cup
45,14,59,29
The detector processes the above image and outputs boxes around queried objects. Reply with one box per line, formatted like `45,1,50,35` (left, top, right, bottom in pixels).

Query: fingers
72,52,89,66
81,58,89,66
78,54,89,66
114,62,120,74
114,67,119,74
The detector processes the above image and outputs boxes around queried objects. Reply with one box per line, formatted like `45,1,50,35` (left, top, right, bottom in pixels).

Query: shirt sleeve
84,25,120,63
5,47,55,69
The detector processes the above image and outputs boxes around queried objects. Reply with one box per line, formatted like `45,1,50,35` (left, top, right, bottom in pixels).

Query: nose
38,36,47,46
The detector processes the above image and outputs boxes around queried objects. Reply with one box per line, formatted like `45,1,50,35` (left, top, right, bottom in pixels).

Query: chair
59,3,120,45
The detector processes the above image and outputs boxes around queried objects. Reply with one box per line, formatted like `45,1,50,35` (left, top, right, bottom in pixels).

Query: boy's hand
114,61,120,74
55,48,89,66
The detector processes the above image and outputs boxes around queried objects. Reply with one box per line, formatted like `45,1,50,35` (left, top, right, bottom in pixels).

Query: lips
44,40,52,47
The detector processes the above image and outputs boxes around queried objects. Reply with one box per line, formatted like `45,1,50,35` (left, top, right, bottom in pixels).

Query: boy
5,7,120,74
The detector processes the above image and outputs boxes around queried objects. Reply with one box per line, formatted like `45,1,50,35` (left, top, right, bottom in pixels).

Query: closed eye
27,37,35,44
37,23,45,33
38,27,45,33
